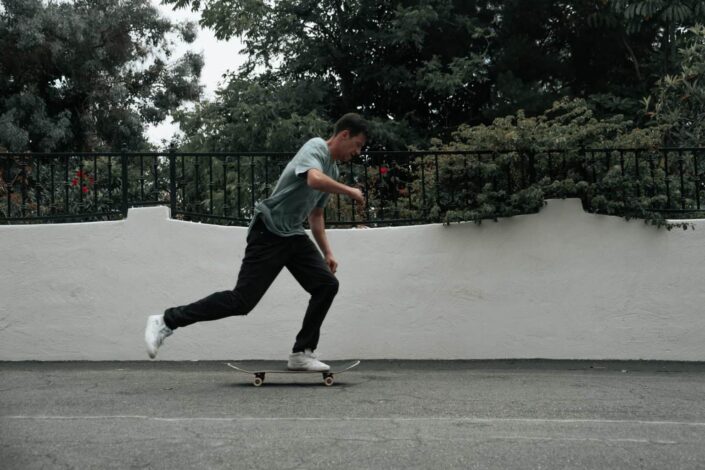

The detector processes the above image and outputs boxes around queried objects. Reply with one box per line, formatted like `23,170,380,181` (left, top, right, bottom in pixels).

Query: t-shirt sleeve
294,142,326,177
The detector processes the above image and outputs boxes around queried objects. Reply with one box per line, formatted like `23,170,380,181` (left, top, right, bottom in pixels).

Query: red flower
380,166,389,175
72,170,94,192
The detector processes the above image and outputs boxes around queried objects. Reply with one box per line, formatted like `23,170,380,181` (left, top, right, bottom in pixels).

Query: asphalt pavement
2,360,705,469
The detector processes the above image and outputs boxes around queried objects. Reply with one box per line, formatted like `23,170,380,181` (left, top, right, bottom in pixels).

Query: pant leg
164,223,289,329
285,236,340,352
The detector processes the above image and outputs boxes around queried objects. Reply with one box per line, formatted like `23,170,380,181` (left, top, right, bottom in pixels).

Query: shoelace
156,326,172,346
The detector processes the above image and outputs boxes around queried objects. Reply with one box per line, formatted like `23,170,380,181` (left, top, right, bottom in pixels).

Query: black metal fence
2,148,705,226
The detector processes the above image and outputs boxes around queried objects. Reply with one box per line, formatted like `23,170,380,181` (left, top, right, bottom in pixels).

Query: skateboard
226,360,360,387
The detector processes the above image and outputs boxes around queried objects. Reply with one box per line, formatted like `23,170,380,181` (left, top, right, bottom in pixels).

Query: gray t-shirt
249,137,339,236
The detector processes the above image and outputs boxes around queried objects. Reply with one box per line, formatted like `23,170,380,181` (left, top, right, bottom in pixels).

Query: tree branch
622,34,642,82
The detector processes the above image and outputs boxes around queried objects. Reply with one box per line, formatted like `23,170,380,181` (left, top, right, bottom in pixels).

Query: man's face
337,131,366,163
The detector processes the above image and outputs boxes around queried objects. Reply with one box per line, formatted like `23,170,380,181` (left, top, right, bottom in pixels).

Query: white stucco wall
1,198,703,361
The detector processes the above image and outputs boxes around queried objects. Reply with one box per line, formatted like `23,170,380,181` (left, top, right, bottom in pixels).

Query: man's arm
307,169,365,204
308,207,337,274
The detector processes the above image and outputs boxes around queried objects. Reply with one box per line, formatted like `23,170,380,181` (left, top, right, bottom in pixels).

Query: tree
173,71,331,152
163,0,705,153
588,0,705,76
645,25,705,146
488,1,646,118
0,0,203,151
164,0,496,146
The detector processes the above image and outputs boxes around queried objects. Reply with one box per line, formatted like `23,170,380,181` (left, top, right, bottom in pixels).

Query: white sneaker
287,349,330,371
145,314,173,359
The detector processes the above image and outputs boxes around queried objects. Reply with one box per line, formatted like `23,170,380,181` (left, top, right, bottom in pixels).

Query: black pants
163,219,339,352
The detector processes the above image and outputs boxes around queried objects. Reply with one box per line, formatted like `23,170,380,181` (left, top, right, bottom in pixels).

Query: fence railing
2,148,705,226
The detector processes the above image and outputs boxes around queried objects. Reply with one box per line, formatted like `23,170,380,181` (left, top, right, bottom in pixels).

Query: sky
145,0,247,146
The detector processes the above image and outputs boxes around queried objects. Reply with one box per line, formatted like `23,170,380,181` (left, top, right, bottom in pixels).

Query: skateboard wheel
323,376,334,387
253,377,263,387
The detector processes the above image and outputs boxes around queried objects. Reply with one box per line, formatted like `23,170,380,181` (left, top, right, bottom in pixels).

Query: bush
410,98,697,230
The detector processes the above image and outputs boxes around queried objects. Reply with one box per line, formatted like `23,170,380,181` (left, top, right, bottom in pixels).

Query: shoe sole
145,319,158,359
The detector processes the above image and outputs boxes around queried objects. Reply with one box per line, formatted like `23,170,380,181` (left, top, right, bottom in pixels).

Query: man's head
327,113,368,162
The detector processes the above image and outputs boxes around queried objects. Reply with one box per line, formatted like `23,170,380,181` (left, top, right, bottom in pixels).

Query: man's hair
333,113,369,139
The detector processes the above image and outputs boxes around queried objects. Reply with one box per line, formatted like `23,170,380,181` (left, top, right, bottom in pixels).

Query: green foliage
645,25,705,146
451,98,637,150
588,0,705,90
163,0,705,148
5,0,703,153
173,73,330,152
0,0,202,151
164,0,496,146
421,98,695,230
599,0,705,33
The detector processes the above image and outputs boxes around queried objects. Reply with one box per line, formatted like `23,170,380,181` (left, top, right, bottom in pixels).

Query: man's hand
325,253,338,274
348,187,365,205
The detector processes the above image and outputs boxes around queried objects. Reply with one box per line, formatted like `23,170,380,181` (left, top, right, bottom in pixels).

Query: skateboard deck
226,360,360,386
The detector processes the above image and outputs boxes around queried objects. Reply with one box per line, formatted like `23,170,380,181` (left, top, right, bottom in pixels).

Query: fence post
4,155,11,218
580,146,591,212
169,142,177,218
121,145,129,217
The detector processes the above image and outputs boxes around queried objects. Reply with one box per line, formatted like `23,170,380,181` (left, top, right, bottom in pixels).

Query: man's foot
287,349,330,371
145,314,173,359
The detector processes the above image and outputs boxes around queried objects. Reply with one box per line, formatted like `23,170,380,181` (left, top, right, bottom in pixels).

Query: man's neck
326,137,339,162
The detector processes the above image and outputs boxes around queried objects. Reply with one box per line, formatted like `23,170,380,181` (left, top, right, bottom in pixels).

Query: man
144,113,368,371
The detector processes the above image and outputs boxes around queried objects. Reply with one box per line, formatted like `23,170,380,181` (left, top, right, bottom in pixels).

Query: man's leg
285,236,340,352
164,226,289,329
